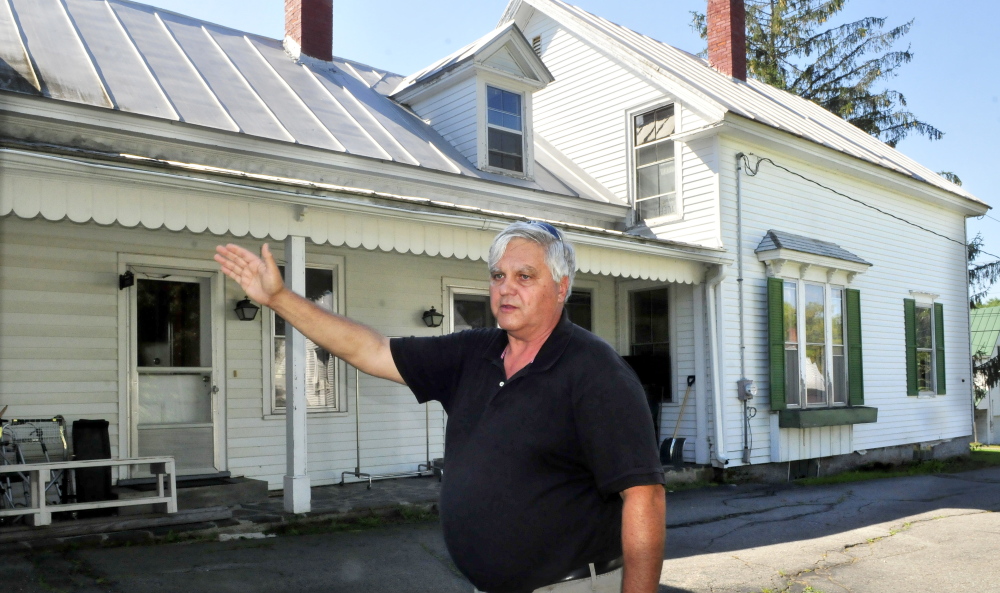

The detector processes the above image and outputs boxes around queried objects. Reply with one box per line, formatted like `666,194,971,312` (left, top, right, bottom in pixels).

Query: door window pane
630,288,668,356
565,290,592,331
454,294,495,331
137,279,204,367
138,373,212,424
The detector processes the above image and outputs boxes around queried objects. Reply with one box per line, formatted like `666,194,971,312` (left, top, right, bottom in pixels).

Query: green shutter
935,302,946,395
845,289,864,406
904,298,917,396
767,277,786,411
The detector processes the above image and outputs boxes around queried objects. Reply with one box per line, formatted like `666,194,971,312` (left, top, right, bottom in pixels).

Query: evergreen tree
968,234,1000,394
691,0,941,147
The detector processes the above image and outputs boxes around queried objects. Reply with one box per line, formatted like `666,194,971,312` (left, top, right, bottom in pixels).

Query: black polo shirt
390,311,664,593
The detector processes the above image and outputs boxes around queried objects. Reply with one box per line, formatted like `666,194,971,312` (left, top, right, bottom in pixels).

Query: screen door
131,274,219,475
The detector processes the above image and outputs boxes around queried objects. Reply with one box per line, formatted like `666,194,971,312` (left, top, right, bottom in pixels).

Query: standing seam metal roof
971,306,1000,358
0,0,591,199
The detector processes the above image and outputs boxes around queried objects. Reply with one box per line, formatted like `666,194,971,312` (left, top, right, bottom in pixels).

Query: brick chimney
707,0,747,81
284,0,333,62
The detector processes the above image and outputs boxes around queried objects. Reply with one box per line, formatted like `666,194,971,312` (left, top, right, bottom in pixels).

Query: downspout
706,263,729,467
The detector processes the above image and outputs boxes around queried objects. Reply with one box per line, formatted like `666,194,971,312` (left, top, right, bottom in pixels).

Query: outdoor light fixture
234,297,260,321
422,306,444,328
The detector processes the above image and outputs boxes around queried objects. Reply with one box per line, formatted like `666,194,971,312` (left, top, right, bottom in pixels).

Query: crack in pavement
772,510,995,593
698,493,853,550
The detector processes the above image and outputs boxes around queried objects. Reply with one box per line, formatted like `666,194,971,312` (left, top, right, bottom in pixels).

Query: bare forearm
621,485,666,593
268,288,403,383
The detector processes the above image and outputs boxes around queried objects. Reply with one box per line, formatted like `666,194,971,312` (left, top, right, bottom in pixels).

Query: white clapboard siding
655,283,698,462
0,219,122,456
523,14,663,199
713,136,973,464
651,131,722,247
407,76,479,166
524,14,721,249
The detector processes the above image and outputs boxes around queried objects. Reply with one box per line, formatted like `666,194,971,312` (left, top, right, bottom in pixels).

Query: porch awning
1,148,727,284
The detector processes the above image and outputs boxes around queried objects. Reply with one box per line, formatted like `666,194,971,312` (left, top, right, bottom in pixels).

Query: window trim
907,291,943,397
443,277,491,334
625,99,684,225
914,304,936,395
262,254,347,419
617,280,677,404
477,75,534,180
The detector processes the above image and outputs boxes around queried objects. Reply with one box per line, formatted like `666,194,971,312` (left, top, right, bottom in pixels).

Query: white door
129,269,222,476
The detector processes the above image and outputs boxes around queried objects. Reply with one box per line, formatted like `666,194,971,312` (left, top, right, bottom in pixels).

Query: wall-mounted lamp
235,297,260,321
422,306,444,328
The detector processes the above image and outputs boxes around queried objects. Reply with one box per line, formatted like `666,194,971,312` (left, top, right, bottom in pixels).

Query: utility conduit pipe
706,263,728,468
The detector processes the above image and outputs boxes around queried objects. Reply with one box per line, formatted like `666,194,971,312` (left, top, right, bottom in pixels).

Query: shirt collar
485,309,575,374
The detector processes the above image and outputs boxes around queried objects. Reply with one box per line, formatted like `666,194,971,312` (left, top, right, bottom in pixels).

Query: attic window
487,86,524,173
531,35,542,56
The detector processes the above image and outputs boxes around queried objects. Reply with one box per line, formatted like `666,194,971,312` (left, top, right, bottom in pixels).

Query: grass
795,445,1000,486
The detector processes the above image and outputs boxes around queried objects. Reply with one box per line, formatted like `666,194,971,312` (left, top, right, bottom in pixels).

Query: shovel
660,376,695,469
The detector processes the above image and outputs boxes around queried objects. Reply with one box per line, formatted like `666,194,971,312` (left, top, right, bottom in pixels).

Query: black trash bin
71,419,117,517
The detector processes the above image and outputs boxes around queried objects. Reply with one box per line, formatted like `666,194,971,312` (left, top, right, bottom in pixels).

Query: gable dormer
391,23,554,180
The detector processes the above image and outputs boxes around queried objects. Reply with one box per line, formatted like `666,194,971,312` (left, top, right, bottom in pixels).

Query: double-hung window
633,105,676,220
769,278,862,409
487,86,524,174
270,265,342,414
904,298,945,395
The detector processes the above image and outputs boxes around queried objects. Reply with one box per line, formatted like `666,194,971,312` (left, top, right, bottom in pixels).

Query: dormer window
391,23,552,181
487,86,524,173
633,104,676,219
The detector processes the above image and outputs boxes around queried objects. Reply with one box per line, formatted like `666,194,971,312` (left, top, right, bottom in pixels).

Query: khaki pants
474,566,623,593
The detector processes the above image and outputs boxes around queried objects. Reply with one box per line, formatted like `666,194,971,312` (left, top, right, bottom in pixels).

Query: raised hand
214,243,285,307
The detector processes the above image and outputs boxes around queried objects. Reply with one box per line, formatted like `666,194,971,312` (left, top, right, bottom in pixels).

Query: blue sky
147,0,1000,297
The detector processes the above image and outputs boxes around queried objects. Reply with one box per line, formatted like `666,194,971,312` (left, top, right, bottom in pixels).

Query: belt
554,557,624,583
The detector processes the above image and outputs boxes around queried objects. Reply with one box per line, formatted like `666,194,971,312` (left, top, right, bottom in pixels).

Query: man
215,221,666,593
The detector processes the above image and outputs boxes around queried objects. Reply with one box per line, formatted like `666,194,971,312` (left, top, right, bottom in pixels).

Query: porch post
283,234,311,513
693,284,710,464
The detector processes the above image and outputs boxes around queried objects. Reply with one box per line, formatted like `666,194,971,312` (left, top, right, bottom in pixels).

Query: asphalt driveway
9,466,1000,593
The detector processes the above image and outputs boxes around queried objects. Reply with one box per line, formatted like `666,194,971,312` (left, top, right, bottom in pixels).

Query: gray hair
488,221,576,295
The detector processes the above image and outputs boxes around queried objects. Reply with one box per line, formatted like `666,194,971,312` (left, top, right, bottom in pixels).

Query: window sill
263,411,348,421
481,165,531,181
641,212,683,226
778,406,878,429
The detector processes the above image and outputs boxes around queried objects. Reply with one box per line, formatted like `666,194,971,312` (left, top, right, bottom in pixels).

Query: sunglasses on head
529,220,561,240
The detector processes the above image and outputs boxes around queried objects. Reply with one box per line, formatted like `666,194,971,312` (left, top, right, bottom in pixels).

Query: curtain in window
767,278,865,410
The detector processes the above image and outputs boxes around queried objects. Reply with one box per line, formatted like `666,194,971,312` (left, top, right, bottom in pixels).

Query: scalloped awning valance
0,149,724,284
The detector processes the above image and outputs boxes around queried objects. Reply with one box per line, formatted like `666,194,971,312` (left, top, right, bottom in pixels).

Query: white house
972,306,1000,444
0,0,988,510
